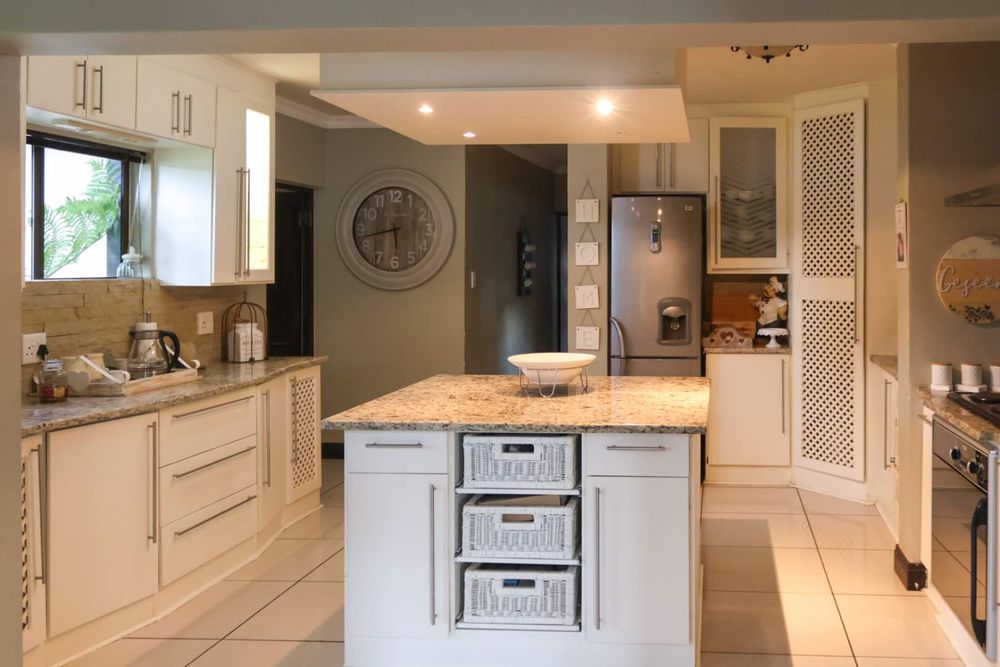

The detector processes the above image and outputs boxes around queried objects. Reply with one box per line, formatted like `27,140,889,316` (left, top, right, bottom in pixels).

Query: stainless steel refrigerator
610,195,704,376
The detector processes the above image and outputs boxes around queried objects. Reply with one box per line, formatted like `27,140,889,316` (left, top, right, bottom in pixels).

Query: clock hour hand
361,226,401,238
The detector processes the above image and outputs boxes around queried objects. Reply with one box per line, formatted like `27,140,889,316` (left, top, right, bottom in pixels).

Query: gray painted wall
275,114,327,188
316,129,465,436
464,146,558,374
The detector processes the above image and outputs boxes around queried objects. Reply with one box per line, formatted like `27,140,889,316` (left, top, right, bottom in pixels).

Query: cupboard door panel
673,118,709,192
27,56,87,118
258,376,288,531
136,58,183,141
287,366,322,503
86,56,137,129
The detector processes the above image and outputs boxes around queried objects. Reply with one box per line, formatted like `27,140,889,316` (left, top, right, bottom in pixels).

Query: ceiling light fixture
595,98,615,116
462,131,477,139
418,104,434,114
730,44,809,64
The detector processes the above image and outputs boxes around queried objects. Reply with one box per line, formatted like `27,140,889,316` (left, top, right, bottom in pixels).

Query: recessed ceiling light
462,131,477,139
418,104,434,115
596,98,615,116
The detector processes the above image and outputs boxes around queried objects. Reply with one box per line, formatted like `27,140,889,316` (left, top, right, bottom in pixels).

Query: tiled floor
702,485,964,667
69,459,346,667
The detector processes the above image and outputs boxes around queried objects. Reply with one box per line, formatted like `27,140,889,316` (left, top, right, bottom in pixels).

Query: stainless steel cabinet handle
780,358,787,435
147,423,158,543
173,395,252,421
244,168,252,276
365,442,423,449
429,484,437,626
854,244,862,344
669,142,677,188
883,379,891,470
713,174,721,265
595,485,602,631
171,91,180,133
183,94,192,136
235,168,245,279
605,444,666,452
92,65,104,113
174,495,256,538
74,61,87,109
655,144,663,189
263,389,272,487
172,446,255,480
28,446,45,584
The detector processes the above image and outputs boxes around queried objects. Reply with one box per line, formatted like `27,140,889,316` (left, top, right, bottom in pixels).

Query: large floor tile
836,595,959,659
130,581,291,640
66,638,214,666
227,539,343,582
809,515,896,550
190,639,344,666
305,547,345,582
701,655,855,667
702,513,816,549
855,659,965,667
322,458,344,491
703,546,829,594
800,489,879,516
820,549,918,595
322,483,344,508
230,581,344,642
703,486,804,515
702,591,851,656
279,507,344,540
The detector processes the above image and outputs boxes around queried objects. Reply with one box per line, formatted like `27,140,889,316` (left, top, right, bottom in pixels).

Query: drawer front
160,436,258,525
159,389,256,466
346,430,448,474
584,433,690,477
160,486,257,585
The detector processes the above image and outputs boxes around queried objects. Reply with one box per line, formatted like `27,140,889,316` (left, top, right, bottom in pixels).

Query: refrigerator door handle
610,317,627,376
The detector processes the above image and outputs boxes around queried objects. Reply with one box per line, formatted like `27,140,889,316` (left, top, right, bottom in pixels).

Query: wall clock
336,169,455,290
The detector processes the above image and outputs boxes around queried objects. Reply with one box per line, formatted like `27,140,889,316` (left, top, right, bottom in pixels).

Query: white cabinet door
287,366,322,503
181,73,217,148
347,473,448,639
612,119,709,194
584,476,690,644
47,414,159,636
613,143,663,192
136,58,216,147
86,56,137,129
258,375,288,531
27,56,87,118
708,117,789,273
706,354,790,467
21,436,46,652
673,118,710,192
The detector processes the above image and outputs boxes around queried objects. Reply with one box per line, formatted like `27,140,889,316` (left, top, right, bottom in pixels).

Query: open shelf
455,618,581,633
454,549,581,566
454,486,580,496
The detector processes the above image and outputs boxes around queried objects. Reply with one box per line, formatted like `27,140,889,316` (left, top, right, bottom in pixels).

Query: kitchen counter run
870,354,899,380
323,373,710,434
918,386,996,443
704,345,791,355
21,357,326,437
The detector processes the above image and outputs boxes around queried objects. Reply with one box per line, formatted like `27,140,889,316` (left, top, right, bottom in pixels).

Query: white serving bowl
508,352,596,386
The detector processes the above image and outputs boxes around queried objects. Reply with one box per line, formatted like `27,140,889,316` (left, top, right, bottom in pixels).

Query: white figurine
749,276,788,331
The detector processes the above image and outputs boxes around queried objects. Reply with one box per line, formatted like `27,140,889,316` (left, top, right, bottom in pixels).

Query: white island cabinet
328,374,708,667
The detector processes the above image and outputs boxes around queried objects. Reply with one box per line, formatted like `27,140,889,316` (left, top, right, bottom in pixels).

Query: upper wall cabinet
612,118,710,194
27,56,137,129
708,117,788,273
136,58,216,148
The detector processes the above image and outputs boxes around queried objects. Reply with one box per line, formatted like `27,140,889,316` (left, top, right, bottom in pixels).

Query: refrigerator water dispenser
657,297,692,345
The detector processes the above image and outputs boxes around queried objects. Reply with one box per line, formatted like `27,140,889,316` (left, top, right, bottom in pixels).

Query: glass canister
38,359,69,403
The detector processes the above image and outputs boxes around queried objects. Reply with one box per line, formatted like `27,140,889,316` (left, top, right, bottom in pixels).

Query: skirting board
705,466,792,486
925,584,992,667
792,466,869,502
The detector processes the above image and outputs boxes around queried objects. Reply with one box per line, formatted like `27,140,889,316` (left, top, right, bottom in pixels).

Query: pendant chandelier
730,45,809,64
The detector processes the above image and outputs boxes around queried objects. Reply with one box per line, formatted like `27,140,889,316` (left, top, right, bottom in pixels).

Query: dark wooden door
267,185,314,357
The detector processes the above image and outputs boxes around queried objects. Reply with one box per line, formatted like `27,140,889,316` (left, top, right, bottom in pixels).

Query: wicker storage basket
462,495,578,559
462,434,577,489
463,564,578,625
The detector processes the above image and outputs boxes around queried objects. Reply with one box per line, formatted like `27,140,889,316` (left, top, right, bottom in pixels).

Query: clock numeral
356,222,366,235
389,189,402,203
418,208,428,222
424,223,433,237
375,250,384,264
363,208,376,222
390,255,400,270
407,251,416,265
373,194,384,207
362,239,371,251
419,239,428,252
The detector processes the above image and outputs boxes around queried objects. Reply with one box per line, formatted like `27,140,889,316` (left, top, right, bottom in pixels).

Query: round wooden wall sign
936,234,1000,326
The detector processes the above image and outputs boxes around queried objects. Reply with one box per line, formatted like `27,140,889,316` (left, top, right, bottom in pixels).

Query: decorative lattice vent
20,457,30,631
290,374,319,492
801,299,857,469
801,111,857,278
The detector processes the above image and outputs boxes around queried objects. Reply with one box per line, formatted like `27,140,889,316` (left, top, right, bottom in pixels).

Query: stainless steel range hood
945,182,1000,207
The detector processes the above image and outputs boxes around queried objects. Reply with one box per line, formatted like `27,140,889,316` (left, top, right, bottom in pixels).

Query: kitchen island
324,374,710,667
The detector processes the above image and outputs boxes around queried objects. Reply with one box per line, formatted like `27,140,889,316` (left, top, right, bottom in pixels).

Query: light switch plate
196,312,214,335
575,285,599,310
575,242,599,266
22,332,46,365
575,198,600,223
575,326,600,351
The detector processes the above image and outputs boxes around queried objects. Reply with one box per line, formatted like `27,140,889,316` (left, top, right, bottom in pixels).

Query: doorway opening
267,183,314,357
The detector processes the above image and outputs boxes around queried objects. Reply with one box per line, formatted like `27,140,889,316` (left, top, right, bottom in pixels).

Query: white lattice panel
20,457,29,632
288,368,322,502
792,98,866,484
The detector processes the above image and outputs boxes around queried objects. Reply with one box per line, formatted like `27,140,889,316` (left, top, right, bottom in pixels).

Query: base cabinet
258,376,289,532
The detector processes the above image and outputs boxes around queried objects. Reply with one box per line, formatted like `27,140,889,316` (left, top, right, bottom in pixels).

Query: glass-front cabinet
708,117,788,273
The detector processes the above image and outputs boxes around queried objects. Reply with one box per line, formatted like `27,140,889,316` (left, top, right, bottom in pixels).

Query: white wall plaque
575,198,600,223
575,242,599,266
894,202,908,269
575,326,600,351
936,234,1000,325
575,285,599,310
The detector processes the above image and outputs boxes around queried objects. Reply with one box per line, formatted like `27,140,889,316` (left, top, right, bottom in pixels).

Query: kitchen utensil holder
517,366,589,398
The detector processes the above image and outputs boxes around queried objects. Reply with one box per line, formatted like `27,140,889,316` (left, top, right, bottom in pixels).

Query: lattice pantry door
287,366,323,503
791,98,866,482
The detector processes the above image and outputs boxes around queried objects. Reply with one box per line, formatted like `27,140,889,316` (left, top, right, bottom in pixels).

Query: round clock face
352,187,435,272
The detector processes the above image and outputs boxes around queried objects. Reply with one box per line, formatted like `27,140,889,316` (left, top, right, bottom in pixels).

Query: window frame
26,130,147,280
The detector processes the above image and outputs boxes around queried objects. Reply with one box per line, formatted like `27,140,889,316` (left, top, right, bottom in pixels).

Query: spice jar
38,359,69,403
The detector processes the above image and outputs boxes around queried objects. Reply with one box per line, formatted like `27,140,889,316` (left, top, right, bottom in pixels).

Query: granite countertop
704,345,791,355
870,354,899,380
917,387,997,443
21,356,326,437
323,374,710,435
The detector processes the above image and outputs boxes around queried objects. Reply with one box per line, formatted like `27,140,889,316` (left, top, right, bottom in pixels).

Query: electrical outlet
22,332,46,365
196,312,214,335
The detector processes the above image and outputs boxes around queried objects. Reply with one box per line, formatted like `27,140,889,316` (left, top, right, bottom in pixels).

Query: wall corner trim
276,96,378,130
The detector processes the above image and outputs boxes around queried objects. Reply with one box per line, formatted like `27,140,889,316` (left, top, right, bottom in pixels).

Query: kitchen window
24,131,146,280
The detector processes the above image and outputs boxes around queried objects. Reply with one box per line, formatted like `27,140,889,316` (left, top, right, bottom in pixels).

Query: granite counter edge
322,419,706,435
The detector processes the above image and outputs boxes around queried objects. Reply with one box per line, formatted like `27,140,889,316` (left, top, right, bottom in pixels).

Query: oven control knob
950,447,962,461
967,460,981,475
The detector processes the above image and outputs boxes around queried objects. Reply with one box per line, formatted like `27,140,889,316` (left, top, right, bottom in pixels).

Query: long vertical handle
171,91,180,133
92,65,104,114
609,316,627,376
289,377,299,463
429,484,437,626
28,447,45,584
883,379,891,469
854,244,862,344
74,61,87,110
971,497,988,646
655,144,663,189
147,423,158,544
669,143,677,188
235,168,245,279
244,168,252,276
780,358,787,435
263,390,272,487
595,485,602,631
713,174,721,266
183,94,192,136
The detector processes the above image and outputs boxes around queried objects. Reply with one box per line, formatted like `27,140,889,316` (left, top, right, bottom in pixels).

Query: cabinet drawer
584,433,690,477
345,430,448,474
159,389,256,466
160,436,257,525
160,486,257,585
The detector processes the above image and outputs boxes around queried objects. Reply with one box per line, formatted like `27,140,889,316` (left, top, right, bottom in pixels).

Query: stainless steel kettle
127,312,181,379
